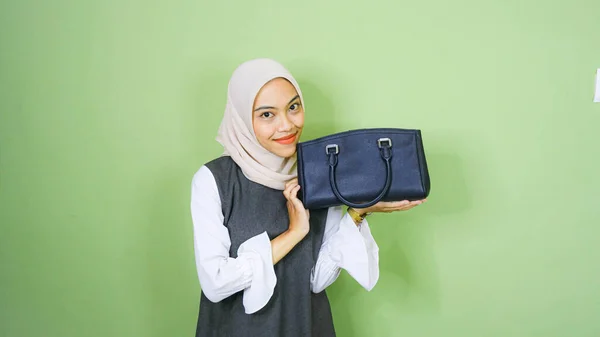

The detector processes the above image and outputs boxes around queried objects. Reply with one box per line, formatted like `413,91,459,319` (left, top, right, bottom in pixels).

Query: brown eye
289,103,300,111
261,112,274,118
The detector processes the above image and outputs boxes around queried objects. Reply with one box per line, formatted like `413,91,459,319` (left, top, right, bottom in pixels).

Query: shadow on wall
315,140,472,335
184,63,232,162
295,79,338,140
291,58,351,141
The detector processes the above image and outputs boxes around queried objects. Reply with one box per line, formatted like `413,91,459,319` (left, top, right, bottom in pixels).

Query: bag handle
326,138,393,209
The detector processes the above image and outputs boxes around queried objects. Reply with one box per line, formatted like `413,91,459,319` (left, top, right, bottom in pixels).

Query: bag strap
326,138,393,209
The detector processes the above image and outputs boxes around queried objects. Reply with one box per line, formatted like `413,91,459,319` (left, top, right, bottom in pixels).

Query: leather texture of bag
296,128,431,209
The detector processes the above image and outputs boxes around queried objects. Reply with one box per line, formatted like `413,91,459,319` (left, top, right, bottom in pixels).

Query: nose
278,113,293,132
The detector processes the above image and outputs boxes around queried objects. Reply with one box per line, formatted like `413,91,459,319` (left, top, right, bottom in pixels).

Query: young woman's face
252,77,304,158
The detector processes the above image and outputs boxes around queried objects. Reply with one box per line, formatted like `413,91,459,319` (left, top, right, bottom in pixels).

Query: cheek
292,112,305,129
253,119,275,144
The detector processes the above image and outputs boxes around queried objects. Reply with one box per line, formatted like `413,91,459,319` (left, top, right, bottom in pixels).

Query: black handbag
296,128,431,209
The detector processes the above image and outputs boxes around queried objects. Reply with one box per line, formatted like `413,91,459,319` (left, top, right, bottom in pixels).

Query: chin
271,144,297,158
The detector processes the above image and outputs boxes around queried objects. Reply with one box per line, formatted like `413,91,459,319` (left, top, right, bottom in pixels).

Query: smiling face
252,77,304,158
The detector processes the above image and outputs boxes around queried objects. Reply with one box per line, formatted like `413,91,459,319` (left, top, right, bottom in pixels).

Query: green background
1,0,599,336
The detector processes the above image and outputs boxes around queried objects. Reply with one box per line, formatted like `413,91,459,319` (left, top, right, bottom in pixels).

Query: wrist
348,207,370,225
286,227,308,241
354,207,370,216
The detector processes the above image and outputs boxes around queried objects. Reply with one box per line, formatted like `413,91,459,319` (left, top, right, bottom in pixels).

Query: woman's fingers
371,199,427,213
289,185,308,212
374,201,408,211
285,185,309,221
398,199,426,211
283,179,300,201
390,200,410,208
283,183,296,201
292,185,300,197
394,200,421,211
289,185,302,204
285,178,298,191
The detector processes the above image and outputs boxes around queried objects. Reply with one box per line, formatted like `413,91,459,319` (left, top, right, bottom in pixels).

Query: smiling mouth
274,133,298,145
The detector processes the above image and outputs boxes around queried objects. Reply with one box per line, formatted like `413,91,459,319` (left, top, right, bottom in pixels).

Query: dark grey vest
195,156,335,337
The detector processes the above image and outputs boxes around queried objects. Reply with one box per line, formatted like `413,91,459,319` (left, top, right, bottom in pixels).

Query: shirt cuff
236,231,277,314
356,217,379,289
329,213,380,291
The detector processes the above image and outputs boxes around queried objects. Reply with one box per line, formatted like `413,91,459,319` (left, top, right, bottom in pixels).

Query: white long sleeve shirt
191,165,379,314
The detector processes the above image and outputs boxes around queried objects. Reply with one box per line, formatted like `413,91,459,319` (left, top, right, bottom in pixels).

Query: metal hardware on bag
378,138,392,148
326,144,339,155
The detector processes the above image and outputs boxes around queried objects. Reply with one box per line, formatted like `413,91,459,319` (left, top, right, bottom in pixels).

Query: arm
191,166,309,313
310,200,427,293
191,166,275,314
270,230,306,264
270,178,312,264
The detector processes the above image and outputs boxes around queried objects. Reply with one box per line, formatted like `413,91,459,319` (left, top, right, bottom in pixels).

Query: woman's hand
283,178,310,239
352,199,427,217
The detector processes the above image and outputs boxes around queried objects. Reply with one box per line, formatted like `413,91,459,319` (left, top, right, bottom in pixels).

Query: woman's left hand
353,199,427,216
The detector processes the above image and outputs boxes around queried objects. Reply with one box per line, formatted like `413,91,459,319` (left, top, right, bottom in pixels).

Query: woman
191,58,425,337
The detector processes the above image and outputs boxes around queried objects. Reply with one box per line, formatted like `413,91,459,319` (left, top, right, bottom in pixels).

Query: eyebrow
253,95,300,112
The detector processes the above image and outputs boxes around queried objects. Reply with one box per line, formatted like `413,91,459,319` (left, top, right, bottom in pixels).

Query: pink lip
274,133,297,145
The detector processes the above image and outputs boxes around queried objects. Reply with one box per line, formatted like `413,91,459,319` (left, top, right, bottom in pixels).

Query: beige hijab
216,58,305,190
